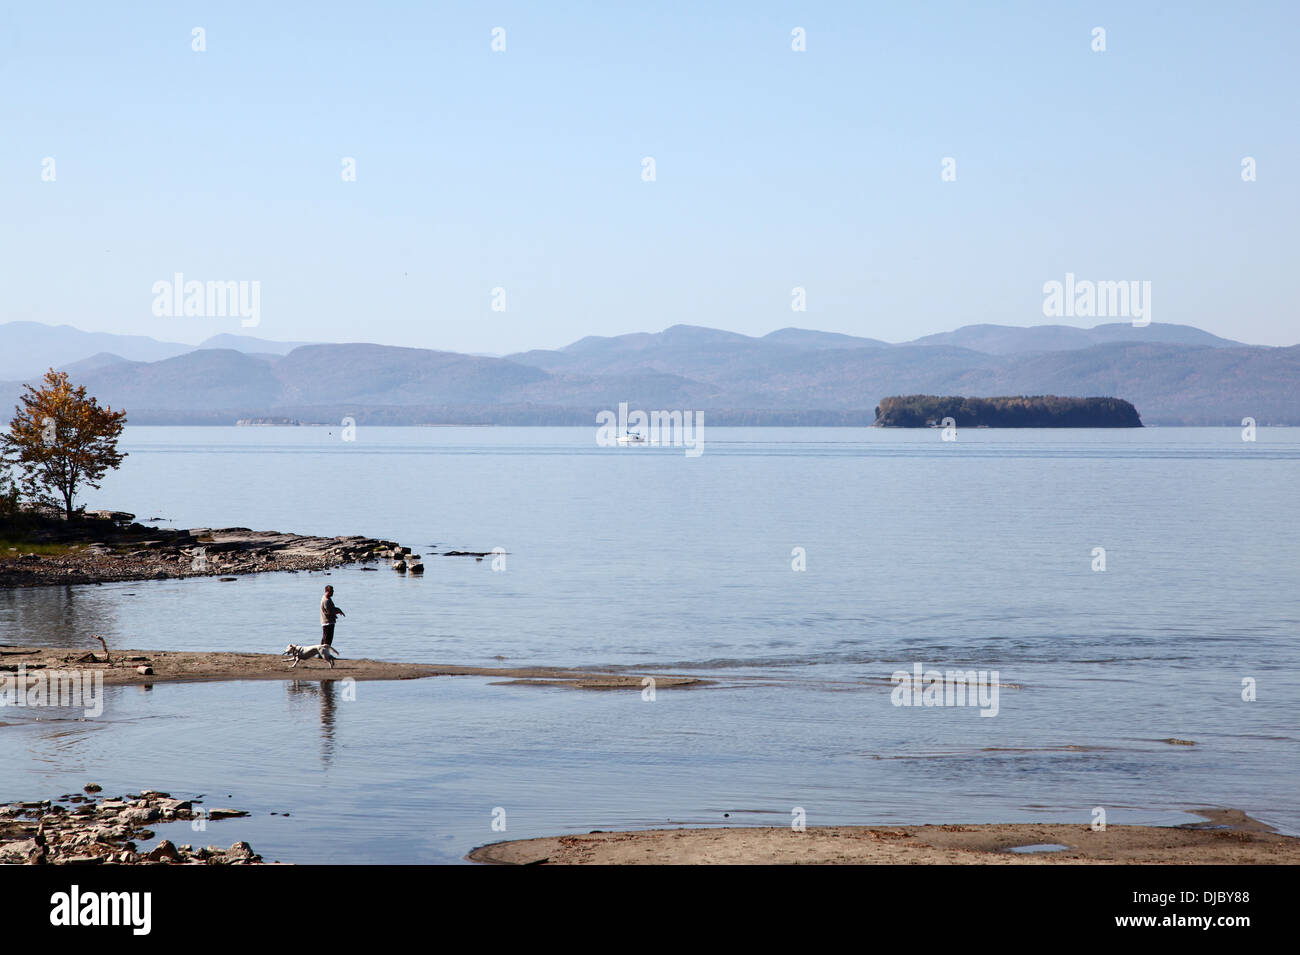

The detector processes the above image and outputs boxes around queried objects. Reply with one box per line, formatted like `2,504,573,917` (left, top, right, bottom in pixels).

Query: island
873,395,1142,428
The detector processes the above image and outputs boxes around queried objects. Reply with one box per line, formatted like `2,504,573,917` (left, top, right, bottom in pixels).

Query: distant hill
0,321,191,379
907,322,1242,354
198,333,317,355
761,328,889,349
57,352,132,375
69,349,283,410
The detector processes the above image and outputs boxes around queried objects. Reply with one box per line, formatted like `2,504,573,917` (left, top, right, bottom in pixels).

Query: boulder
87,510,135,525
227,841,257,862
144,840,180,863
120,806,160,824
206,808,250,820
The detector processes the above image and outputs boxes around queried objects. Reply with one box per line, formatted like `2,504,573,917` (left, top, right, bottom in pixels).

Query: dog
282,643,342,669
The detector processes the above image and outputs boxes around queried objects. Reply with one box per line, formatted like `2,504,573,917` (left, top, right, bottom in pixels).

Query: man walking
320,585,345,647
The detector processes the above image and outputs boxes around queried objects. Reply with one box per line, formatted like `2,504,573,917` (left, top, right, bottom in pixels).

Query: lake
1,425,1296,863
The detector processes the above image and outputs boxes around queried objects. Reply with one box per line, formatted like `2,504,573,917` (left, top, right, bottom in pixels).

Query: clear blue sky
2,1,1296,352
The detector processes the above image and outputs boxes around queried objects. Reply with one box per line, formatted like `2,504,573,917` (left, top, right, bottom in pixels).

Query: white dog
283,643,342,669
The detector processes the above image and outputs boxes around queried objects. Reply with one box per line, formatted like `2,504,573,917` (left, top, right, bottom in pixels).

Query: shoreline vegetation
873,395,1143,428
468,810,1300,865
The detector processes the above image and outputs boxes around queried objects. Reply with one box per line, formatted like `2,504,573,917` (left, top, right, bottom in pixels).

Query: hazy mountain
198,333,317,355
57,352,132,375
0,321,192,379
0,320,1293,425
271,344,550,405
907,322,1242,354
762,328,889,349
70,350,283,410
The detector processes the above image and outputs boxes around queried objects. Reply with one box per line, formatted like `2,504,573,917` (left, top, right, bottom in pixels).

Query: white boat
617,431,647,445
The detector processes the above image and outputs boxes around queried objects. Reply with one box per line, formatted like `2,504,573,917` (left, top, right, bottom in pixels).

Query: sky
2,1,1297,352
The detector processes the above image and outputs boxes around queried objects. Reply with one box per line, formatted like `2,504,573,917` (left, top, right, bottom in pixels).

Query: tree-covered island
873,395,1142,428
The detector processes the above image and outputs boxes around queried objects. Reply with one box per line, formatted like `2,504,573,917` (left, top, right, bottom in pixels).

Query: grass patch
0,539,84,556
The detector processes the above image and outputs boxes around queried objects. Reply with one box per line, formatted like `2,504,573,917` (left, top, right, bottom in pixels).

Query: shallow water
1,426,1297,861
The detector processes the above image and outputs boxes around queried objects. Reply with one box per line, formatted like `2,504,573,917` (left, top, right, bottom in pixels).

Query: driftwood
92,634,111,665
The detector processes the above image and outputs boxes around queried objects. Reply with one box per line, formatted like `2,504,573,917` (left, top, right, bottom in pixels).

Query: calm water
1,426,1297,863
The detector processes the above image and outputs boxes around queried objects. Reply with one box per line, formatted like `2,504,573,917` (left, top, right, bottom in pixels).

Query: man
320,585,345,647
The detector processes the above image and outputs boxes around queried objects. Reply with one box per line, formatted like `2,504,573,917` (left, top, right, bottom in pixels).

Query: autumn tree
1,370,127,520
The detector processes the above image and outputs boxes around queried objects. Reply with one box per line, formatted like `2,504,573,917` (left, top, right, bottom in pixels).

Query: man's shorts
322,623,335,646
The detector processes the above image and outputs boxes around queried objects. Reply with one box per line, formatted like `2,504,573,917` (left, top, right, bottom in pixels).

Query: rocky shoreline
0,511,464,587
0,787,265,865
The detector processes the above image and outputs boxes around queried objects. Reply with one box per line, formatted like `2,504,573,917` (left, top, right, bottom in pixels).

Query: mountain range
0,320,1294,426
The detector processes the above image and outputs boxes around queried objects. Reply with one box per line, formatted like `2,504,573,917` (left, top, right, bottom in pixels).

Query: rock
120,806,160,824
92,825,128,842
0,839,41,864
408,562,424,574
392,560,406,572
87,510,135,524
144,840,180,862
206,808,249,820
227,841,257,862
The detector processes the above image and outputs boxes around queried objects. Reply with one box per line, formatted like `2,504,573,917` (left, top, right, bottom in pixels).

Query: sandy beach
0,644,708,690
468,810,1300,865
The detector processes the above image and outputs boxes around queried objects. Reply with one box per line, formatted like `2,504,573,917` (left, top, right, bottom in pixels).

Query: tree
1,370,127,520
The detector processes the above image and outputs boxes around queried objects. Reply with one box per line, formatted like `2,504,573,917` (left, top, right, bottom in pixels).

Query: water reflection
0,584,124,649
285,679,342,764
